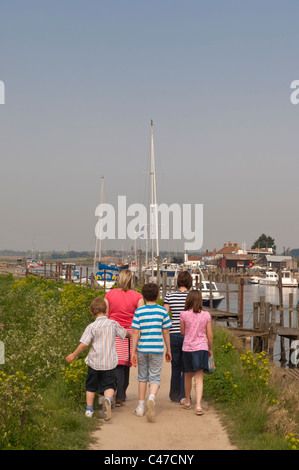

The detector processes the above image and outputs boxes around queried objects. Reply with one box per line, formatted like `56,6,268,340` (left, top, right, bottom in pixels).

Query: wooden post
162,272,167,299
269,304,277,360
278,271,286,366
289,293,294,328
226,275,230,313
253,301,259,352
209,276,213,309
240,278,244,328
289,293,294,369
264,302,270,351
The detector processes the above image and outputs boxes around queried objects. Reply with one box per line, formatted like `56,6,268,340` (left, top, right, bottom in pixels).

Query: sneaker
146,398,155,423
102,398,112,422
85,410,94,418
134,405,145,417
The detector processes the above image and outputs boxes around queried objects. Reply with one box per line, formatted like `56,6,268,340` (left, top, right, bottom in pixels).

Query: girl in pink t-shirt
180,290,213,416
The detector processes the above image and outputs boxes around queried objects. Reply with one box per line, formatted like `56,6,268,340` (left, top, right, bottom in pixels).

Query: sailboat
93,176,119,289
142,120,160,282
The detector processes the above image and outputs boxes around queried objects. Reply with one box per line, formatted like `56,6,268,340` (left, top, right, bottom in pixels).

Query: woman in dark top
164,270,192,403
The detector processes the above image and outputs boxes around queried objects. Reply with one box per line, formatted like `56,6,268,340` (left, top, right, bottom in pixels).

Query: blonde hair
117,269,132,292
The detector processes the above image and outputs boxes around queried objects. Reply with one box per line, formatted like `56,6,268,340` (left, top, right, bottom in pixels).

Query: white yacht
191,273,224,308
281,270,298,287
259,269,278,286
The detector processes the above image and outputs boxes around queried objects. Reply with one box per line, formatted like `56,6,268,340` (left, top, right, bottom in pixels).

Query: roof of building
265,255,293,262
223,254,254,261
216,242,241,255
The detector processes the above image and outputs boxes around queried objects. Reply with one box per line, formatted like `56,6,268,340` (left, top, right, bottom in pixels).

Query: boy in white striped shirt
66,297,130,420
131,283,172,421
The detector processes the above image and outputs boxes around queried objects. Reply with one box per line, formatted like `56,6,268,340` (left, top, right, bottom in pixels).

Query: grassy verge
204,325,299,450
0,274,102,450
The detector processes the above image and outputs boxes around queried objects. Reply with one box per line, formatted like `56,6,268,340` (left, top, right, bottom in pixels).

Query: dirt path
89,358,236,451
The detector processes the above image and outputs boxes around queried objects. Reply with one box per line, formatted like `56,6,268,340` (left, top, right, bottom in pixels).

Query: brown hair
177,270,192,289
185,289,202,313
142,283,159,302
118,269,132,292
90,297,107,315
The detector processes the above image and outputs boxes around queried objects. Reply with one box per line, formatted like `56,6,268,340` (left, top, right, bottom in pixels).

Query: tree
251,234,276,254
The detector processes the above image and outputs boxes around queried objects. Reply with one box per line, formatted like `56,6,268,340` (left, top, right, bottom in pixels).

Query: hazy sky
1,1,298,254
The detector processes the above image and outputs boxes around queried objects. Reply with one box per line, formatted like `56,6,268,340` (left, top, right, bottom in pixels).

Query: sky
1,0,299,254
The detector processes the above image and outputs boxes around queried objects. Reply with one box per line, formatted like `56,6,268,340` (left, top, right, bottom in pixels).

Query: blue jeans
169,333,185,402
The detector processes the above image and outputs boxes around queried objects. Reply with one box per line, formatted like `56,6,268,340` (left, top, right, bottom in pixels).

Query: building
201,249,217,265
214,241,253,271
217,253,254,270
254,255,297,271
184,256,203,268
246,247,273,260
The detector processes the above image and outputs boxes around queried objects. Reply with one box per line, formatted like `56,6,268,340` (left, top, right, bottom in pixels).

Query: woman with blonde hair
104,269,144,406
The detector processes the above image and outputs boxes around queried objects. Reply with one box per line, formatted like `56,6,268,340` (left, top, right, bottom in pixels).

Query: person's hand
126,331,132,339
65,353,75,363
165,351,172,362
131,352,138,367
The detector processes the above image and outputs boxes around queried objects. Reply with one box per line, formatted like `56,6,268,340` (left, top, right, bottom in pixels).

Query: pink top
105,289,143,329
180,309,211,352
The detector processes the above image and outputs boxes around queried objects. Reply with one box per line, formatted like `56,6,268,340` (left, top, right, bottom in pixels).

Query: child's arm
180,320,185,336
162,328,172,362
131,329,139,367
206,322,213,356
65,342,87,363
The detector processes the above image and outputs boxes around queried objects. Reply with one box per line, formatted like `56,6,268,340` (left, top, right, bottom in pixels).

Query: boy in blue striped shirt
131,283,172,421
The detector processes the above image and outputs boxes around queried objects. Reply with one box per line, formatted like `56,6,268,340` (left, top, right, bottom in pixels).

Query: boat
61,263,80,281
281,269,298,288
249,276,260,284
92,177,119,289
27,258,38,269
191,272,224,309
259,269,278,286
94,261,118,289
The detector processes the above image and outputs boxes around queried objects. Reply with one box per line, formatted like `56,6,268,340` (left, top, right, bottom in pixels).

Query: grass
0,274,102,450
0,273,298,450
203,325,299,450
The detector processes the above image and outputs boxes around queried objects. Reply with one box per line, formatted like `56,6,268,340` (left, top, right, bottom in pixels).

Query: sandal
195,407,204,416
180,398,186,406
184,403,191,410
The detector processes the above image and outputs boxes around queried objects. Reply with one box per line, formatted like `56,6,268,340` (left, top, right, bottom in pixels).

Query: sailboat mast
150,120,159,277
93,176,104,273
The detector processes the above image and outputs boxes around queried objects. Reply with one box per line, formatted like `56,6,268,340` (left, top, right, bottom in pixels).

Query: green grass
0,274,102,450
203,325,298,450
